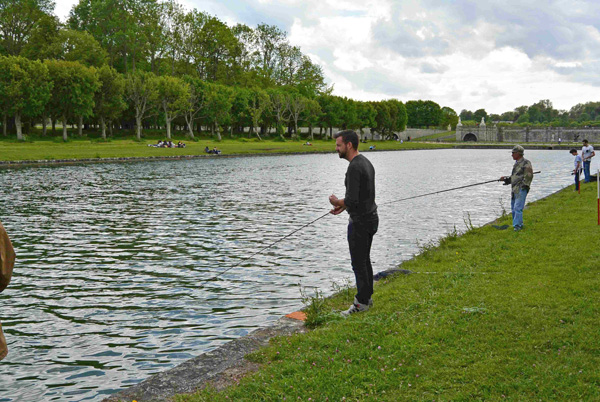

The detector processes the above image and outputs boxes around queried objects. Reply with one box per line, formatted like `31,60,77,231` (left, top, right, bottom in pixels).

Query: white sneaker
341,297,370,316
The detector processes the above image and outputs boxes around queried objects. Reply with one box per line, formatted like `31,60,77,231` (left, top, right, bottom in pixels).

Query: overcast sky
55,0,600,114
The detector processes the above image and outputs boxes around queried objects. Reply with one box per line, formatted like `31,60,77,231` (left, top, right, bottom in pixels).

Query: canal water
0,149,576,401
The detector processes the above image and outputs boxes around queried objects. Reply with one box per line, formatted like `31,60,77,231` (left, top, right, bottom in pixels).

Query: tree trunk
185,115,195,139
165,114,172,140
42,114,47,136
215,122,222,141
62,116,68,141
309,125,314,141
230,125,234,138
2,114,6,136
109,120,113,137
78,116,83,136
136,116,142,140
100,117,106,140
15,113,23,140
52,119,56,134
254,125,262,141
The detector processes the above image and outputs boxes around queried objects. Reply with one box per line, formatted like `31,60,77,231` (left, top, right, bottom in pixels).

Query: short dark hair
334,130,359,150
583,139,589,143
570,148,577,153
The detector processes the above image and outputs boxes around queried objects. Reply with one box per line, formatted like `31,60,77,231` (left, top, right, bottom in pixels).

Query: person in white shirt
581,139,595,183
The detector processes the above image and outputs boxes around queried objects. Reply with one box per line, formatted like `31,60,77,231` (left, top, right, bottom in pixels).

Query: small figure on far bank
581,139,595,183
571,148,583,191
558,137,562,146
0,221,16,361
329,130,378,316
500,145,534,232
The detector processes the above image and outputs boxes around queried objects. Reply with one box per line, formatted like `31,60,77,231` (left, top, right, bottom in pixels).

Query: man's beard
338,148,346,159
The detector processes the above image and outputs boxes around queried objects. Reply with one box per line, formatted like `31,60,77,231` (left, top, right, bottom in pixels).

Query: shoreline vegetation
0,136,447,164
169,182,600,401
0,132,578,165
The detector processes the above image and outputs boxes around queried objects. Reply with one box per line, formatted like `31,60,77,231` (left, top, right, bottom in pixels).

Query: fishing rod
201,171,541,285
379,171,541,206
200,210,331,285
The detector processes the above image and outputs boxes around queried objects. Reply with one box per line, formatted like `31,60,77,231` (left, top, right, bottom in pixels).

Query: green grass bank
176,182,600,401
0,135,449,163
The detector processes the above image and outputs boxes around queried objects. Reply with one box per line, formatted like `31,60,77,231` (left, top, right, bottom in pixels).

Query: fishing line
201,171,541,285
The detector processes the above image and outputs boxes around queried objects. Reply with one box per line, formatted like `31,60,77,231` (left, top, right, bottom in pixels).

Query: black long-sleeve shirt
344,154,377,223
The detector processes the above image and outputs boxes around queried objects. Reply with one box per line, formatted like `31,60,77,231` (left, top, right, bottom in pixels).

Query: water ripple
0,149,576,401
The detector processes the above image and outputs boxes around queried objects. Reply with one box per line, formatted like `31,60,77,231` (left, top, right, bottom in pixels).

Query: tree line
0,0,466,141
460,99,600,128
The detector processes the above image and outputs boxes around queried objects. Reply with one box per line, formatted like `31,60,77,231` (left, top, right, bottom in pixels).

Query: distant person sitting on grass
571,148,582,191
205,146,210,153
212,147,221,155
303,141,312,146
177,141,185,148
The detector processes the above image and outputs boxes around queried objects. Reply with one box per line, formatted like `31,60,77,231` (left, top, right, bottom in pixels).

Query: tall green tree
356,101,376,137
229,87,251,137
473,108,488,124
247,87,270,140
20,13,60,60
0,0,54,56
406,100,441,127
440,106,458,129
195,16,239,83
94,65,126,139
317,94,342,138
0,56,52,139
302,98,321,140
288,91,307,138
156,74,190,139
52,29,107,67
268,88,291,140
45,59,99,141
125,70,158,140
253,23,286,86
181,74,208,139
203,82,233,141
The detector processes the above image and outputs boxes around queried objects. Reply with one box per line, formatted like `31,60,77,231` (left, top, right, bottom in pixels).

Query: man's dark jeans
347,217,379,305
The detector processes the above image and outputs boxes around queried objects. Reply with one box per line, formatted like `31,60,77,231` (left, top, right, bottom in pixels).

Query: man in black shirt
329,130,378,315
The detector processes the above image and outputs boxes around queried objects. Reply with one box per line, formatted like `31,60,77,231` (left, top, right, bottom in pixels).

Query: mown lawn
175,181,600,401
0,136,449,162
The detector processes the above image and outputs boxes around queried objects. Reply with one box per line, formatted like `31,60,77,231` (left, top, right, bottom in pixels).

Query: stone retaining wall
456,125,600,143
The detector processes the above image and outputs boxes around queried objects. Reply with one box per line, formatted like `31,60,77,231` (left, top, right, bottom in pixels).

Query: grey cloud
552,60,600,86
371,19,451,58
371,0,600,61
420,62,449,74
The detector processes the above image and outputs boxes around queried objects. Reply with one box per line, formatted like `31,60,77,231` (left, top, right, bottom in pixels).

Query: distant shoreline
0,142,572,168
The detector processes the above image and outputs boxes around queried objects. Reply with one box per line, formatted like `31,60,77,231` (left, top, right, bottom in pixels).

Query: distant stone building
455,118,600,143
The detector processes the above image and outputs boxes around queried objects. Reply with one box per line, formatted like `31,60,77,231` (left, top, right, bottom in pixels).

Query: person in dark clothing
329,130,378,316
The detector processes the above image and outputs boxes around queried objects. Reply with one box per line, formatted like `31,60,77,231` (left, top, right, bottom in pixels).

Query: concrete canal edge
103,315,308,402
101,270,414,402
